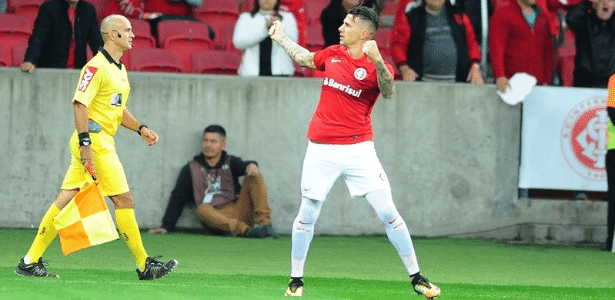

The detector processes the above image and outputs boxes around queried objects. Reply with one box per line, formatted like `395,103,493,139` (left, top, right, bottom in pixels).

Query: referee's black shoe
15,257,59,277
137,255,178,280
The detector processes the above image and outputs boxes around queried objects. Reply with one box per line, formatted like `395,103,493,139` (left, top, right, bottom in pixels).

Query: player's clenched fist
268,20,285,42
362,40,382,62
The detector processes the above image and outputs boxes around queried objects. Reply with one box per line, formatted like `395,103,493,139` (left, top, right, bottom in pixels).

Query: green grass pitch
1,228,614,299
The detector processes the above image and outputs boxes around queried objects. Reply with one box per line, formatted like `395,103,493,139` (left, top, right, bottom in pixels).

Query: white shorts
300,141,391,201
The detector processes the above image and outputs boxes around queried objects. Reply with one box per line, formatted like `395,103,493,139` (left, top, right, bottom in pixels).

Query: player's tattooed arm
269,20,315,69
276,36,316,69
374,59,395,99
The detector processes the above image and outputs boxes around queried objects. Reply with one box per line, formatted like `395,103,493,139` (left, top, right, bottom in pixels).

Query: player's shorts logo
560,96,607,181
78,66,98,92
354,68,367,80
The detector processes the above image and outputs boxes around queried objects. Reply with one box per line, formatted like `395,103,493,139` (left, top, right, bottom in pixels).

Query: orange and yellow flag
53,182,119,255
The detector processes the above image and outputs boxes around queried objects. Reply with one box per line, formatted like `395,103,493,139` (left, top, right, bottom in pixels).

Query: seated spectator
390,0,483,83
20,0,103,73
566,0,615,88
148,125,278,239
104,0,163,21
320,0,383,47
489,0,554,92
233,0,297,76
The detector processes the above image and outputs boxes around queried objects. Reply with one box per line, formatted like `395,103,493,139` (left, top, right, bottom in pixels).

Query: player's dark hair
204,125,226,140
349,6,379,32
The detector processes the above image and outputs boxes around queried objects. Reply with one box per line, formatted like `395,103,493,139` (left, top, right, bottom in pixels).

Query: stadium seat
192,0,239,34
239,0,253,13
128,48,183,73
373,28,391,57
305,24,324,52
213,22,237,52
127,18,156,49
191,49,240,75
10,0,44,27
0,47,9,67
305,0,328,25
12,43,28,67
0,15,32,66
157,20,214,72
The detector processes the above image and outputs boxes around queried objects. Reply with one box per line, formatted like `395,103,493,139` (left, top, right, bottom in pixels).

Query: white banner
518,86,608,191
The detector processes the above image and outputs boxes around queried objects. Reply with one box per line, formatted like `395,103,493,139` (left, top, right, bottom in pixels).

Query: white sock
365,189,420,275
290,197,323,278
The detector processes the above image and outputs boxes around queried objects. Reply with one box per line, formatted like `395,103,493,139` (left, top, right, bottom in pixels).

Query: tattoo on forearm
374,60,395,98
276,36,315,69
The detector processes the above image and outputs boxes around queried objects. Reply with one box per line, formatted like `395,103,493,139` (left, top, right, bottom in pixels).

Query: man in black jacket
567,0,615,88
20,0,103,73
148,125,278,238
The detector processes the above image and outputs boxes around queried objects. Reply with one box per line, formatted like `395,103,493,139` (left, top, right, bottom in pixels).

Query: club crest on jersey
354,68,367,80
78,66,98,92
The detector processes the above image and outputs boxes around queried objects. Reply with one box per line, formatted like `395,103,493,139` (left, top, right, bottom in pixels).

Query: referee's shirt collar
99,47,123,69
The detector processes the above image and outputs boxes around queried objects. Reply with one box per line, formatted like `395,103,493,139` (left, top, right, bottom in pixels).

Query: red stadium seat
128,48,183,73
213,22,238,52
158,20,214,72
191,49,240,75
192,0,239,34
0,15,32,66
12,43,28,67
0,47,9,67
305,24,324,52
373,28,391,57
10,0,44,27
127,18,156,49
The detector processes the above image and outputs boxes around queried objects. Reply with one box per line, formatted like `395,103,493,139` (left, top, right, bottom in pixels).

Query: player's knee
110,192,135,209
383,214,406,230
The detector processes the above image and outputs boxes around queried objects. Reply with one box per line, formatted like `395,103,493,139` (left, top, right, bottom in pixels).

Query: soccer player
269,6,441,299
15,14,178,280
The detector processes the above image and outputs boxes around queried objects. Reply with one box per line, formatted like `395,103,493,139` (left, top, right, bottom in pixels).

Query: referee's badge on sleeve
78,66,98,92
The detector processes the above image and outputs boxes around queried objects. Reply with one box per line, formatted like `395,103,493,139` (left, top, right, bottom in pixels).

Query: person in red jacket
489,0,554,92
390,0,483,83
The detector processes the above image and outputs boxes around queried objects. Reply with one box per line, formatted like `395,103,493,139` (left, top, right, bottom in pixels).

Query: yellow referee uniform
61,48,130,196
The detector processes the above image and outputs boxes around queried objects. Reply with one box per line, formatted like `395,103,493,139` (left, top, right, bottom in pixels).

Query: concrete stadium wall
0,68,607,242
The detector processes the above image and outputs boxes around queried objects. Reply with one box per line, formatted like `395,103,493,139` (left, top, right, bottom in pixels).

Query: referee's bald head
348,6,379,38
100,14,129,42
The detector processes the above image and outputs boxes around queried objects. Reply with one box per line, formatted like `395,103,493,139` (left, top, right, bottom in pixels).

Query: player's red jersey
307,45,394,144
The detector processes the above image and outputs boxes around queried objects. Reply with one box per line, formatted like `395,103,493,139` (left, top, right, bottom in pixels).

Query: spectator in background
566,0,615,88
233,0,298,76
148,125,278,239
104,0,163,21
20,0,103,73
320,0,383,47
390,0,483,83
489,0,554,92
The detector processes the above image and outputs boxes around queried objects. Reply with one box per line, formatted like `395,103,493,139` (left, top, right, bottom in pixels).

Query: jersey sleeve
313,46,334,71
72,64,103,107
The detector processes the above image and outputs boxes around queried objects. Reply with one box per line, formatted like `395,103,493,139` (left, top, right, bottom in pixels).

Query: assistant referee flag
53,182,119,255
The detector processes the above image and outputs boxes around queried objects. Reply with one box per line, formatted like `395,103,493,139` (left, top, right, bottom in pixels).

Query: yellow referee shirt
73,48,130,140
